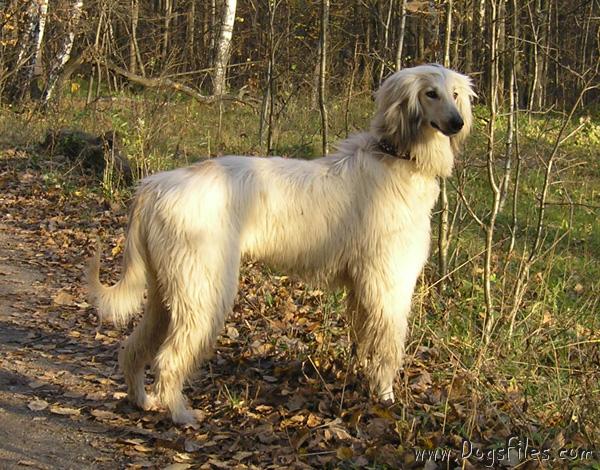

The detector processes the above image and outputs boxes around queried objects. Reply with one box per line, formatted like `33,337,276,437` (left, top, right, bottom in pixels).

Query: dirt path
0,153,198,469
0,226,126,469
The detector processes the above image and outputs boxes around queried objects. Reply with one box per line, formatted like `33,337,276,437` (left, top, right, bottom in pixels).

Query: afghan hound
88,64,475,425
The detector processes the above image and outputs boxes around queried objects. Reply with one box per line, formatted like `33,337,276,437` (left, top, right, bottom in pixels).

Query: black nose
449,115,464,133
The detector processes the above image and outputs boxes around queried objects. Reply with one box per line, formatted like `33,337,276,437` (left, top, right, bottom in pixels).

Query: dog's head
371,64,475,160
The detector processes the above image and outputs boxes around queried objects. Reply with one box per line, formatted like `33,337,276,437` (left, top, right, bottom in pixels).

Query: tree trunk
437,0,452,286
209,0,217,66
129,0,144,76
377,0,394,85
496,0,506,99
499,0,519,212
162,0,172,61
186,0,196,69
464,0,473,72
443,0,453,67
42,0,83,104
259,0,277,154
11,0,48,103
395,0,407,70
527,0,544,111
416,16,425,62
318,0,329,156
212,0,237,96
482,0,501,349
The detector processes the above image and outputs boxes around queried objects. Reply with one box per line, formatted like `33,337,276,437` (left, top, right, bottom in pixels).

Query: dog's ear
372,70,423,153
451,72,476,153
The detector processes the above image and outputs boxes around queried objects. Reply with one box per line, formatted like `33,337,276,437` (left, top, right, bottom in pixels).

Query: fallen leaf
232,451,253,461
28,399,49,411
226,325,239,339
291,428,311,449
16,460,38,467
91,409,120,420
133,444,153,453
205,459,230,469
306,413,321,428
28,380,49,389
50,405,80,416
336,446,354,460
53,290,74,306
162,465,190,470
85,391,106,401
183,439,202,452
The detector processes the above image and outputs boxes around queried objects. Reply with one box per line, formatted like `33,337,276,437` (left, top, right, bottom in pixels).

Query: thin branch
97,59,253,107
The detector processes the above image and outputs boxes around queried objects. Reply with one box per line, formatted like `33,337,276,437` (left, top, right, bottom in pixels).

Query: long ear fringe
451,73,476,154
371,70,423,154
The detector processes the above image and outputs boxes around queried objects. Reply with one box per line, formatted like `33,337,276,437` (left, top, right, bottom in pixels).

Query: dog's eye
425,90,438,99
453,92,458,100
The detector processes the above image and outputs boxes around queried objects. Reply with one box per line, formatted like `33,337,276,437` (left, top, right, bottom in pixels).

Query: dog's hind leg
152,249,240,425
119,277,169,410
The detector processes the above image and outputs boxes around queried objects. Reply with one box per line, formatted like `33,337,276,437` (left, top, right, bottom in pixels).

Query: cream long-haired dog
88,64,474,425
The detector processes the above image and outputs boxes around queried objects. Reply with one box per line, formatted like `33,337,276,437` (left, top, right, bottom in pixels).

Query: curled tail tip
84,240,144,327
85,245,102,293
85,242,108,323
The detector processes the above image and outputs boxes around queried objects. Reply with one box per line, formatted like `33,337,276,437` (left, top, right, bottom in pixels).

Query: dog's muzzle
431,114,464,136
448,115,464,134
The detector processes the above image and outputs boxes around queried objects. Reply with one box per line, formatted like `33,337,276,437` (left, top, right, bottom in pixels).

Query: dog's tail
86,199,147,326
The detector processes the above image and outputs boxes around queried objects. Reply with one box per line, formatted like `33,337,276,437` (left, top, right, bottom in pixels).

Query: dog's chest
369,171,439,231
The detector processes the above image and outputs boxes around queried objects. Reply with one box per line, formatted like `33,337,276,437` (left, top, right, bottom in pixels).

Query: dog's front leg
349,279,413,404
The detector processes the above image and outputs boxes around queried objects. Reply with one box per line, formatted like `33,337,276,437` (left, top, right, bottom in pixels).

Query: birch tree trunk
212,0,237,96
443,0,453,67
42,0,84,104
318,0,329,156
11,0,48,103
209,0,217,66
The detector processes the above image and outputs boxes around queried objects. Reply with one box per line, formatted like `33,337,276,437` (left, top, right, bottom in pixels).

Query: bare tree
437,0,453,286
212,0,237,96
10,0,48,102
162,0,172,61
318,0,329,156
377,0,394,85
186,0,196,68
42,0,84,104
259,0,278,154
129,0,144,76
499,0,519,212
395,0,407,70
481,0,501,349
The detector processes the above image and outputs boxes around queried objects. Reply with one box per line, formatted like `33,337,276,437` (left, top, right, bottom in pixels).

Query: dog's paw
379,388,395,405
171,408,205,427
137,392,159,411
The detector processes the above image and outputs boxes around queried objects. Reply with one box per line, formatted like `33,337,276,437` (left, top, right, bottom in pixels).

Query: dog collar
377,139,412,161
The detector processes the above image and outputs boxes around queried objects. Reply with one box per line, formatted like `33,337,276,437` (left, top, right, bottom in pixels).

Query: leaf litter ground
0,148,597,469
